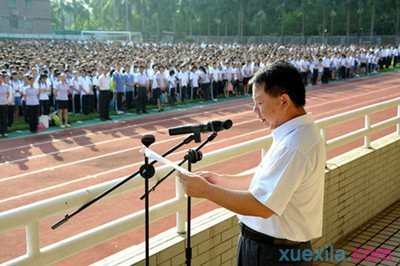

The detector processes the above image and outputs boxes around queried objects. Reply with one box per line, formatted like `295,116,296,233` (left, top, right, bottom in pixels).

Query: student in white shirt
178,65,190,103
0,72,10,137
97,68,112,121
168,69,177,105
80,72,93,115
71,71,82,114
178,62,325,265
55,74,71,128
23,75,40,133
135,65,149,114
151,65,163,111
38,74,51,116
190,66,199,100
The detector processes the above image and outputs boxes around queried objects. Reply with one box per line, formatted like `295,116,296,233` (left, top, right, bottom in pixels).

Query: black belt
240,223,308,247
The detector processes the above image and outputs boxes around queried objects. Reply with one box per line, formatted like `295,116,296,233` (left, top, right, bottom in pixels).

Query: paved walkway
321,200,400,265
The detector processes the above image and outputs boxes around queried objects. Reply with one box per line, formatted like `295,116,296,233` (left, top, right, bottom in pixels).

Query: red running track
0,73,399,265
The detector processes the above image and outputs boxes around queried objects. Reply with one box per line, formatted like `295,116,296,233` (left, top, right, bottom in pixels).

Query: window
25,0,32,8
8,0,16,8
9,15,18,29
23,19,33,31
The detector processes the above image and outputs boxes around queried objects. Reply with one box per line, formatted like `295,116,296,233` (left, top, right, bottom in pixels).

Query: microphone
141,135,155,147
168,120,233,136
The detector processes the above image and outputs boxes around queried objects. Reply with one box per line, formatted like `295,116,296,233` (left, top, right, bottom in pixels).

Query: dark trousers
99,90,111,120
7,105,14,128
321,68,330,84
73,95,81,113
92,86,98,112
168,87,176,105
82,95,92,115
67,95,73,112
116,92,124,111
26,105,39,133
201,83,211,100
136,87,147,113
311,69,318,85
394,56,399,67
237,224,312,266
301,72,308,86
338,66,345,79
40,100,50,116
0,105,8,134
180,86,188,101
126,91,133,109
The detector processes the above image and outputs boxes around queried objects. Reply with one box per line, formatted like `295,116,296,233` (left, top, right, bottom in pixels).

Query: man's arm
178,172,274,219
207,184,274,219
197,171,254,190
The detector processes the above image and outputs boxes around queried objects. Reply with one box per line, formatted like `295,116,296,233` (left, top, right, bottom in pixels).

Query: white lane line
0,127,267,204
1,81,398,165
0,74,396,153
0,99,251,153
0,118,261,183
0,108,255,165
1,92,399,204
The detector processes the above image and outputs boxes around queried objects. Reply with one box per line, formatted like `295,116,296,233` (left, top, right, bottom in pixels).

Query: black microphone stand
141,131,218,266
51,134,195,230
139,135,156,266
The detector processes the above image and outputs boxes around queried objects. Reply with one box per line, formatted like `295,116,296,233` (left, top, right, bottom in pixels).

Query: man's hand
178,171,211,198
196,171,221,184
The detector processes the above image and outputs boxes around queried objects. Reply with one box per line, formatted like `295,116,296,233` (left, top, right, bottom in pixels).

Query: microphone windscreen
208,121,223,131
141,134,155,147
223,119,233,130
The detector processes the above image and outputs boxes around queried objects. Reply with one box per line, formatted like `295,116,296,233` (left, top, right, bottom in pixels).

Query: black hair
249,61,306,107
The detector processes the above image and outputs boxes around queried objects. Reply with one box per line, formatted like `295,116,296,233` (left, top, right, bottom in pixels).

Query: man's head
250,61,306,129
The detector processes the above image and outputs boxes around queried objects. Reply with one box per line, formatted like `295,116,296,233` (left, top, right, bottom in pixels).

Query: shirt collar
272,113,314,143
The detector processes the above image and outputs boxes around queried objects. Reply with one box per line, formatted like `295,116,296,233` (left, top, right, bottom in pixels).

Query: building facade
0,0,51,34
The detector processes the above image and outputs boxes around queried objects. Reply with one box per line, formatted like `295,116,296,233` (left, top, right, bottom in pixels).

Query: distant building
0,0,51,34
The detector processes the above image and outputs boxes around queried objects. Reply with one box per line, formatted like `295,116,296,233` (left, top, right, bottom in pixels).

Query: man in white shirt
179,62,326,265
98,67,112,121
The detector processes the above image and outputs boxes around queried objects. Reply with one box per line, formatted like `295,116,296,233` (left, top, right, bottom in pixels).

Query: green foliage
50,0,400,36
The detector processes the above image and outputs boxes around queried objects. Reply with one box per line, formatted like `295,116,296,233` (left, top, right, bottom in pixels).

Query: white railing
1,97,400,266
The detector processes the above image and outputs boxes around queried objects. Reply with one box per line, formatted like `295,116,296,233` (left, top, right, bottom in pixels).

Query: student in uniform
125,65,134,110
0,72,9,137
198,66,211,101
135,65,149,114
98,68,112,121
10,71,23,120
7,74,15,129
80,71,93,115
242,60,253,96
321,55,331,84
190,66,199,100
114,67,125,114
151,65,163,111
168,69,177,105
71,71,82,114
23,75,40,133
38,74,51,116
55,74,71,128
178,65,190,103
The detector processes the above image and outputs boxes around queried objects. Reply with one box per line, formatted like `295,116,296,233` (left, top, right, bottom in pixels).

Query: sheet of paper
142,147,192,176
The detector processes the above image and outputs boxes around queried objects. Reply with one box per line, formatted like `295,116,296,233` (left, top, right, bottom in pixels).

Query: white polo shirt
239,113,326,242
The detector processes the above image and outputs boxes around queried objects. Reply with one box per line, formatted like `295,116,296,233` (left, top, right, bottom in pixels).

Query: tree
49,0,398,37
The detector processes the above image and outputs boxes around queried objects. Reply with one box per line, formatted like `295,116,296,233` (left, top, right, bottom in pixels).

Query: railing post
175,175,185,234
320,128,326,144
26,221,40,259
261,148,266,159
397,104,400,136
364,114,371,148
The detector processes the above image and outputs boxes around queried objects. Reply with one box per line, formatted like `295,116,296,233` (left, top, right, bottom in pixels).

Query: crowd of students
0,40,399,137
